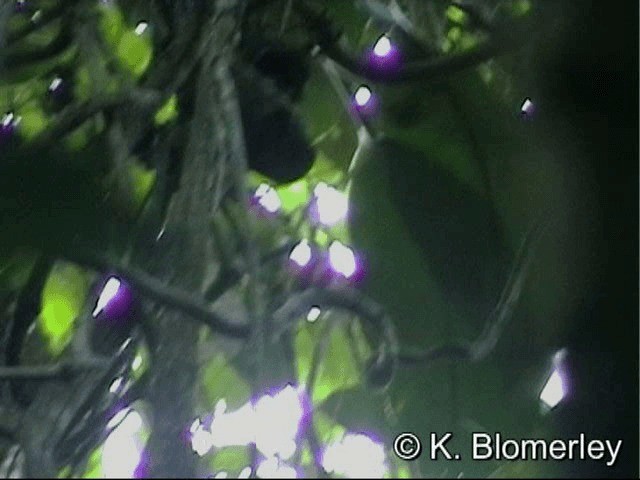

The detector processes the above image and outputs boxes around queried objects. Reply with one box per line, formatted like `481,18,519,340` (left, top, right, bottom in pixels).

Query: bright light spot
253,385,304,459
322,433,388,478
238,467,252,479
328,241,357,279
109,376,124,394
313,183,349,226
289,240,312,268
106,408,130,430
131,354,143,372
373,34,392,57
540,368,565,409
354,86,372,107
134,21,148,35
102,409,144,478
93,276,121,317
307,306,321,323
2,112,14,126
190,384,305,460
254,183,282,213
30,10,41,22
521,97,534,114
214,398,227,417
213,472,228,479
257,457,297,479
190,419,215,457
48,76,63,92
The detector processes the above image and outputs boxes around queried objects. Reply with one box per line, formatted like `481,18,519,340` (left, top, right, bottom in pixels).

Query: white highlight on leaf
354,86,372,107
213,472,228,479
322,433,388,478
93,277,121,317
134,21,148,35
313,182,348,226
102,409,144,478
256,457,297,479
306,306,321,323
238,467,252,479
540,369,565,409
328,241,357,279
289,240,312,268
255,183,282,213
373,34,392,57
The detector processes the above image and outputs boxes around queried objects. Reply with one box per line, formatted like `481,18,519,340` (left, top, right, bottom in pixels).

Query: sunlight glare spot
102,409,144,478
106,407,130,430
213,472,229,479
108,376,124,394
238,467,252,479
256,457,297,479
191,385,305,460
354,86,372,107
289,240,312,268
328,241,357,279
313,183,348,226
254,183,282,213
93,277,121,317
2,112,14,126
322,433,388,478
48,77,63,92
214,398,227,417
373,34,392,57
521,97,534,115
306,306,321,322
540,368,565,409
135,21,148,35
131,354,143,372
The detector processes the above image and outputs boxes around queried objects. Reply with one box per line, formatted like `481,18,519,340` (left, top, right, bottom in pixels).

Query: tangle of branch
60,248,252,339
296,0,537,83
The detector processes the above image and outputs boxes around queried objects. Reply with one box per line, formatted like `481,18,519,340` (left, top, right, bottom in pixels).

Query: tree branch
0,359,107,381
60,249,251,339
399,216,548,366
272,285,399,380
296,0,536,83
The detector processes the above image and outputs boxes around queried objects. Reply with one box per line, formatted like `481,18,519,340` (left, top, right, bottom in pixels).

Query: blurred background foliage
0,0,637,478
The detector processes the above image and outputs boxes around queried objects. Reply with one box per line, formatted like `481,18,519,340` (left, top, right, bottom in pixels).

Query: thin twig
0,360,107,381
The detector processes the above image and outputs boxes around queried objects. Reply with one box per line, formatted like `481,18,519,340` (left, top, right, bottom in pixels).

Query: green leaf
129,162,156,211
295,320,361,405
17,101,48,140
153,94,179,126
276,178,310,214
0,248,38,294
313,410,346,445
210,446,251,476
98,2,127,48
116,30,153,78
200,353,251,411
38,263,91,356
446,5,468,24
